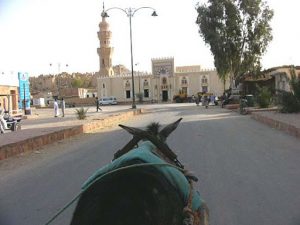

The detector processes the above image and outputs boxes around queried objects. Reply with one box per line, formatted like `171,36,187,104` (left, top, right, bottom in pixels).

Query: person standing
203,95,209,109
95,97,102,112
54,99,59,117
0,102,8,133
61,98,66,117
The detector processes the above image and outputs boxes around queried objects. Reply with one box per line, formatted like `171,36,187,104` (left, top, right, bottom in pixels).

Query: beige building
0,85,19,113
97,11,228,103
268,66,300,92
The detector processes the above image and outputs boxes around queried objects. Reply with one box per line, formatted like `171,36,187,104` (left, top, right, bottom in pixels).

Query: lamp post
135,63,141,93
50,63,69,98
102,7,157,109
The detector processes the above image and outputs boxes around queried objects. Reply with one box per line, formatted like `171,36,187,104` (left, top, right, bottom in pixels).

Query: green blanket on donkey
82,141,203,212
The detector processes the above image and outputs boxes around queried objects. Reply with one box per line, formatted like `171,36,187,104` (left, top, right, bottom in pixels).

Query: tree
196,0,274,88
71,78,84,88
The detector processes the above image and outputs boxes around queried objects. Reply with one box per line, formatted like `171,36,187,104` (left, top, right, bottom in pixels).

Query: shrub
75,107,89,120
256,86,272,108
277,91,300,113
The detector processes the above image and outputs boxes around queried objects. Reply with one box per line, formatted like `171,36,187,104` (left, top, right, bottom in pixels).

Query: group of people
192,95,214,108
53,98,65,117
53,97,103,118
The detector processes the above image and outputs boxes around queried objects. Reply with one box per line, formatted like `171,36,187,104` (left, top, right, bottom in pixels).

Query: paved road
0,105,299,225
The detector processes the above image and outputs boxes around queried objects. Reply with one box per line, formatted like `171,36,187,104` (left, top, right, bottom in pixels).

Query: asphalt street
0,105,299,225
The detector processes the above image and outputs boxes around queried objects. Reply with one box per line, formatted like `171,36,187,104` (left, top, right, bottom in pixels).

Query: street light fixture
102,6,157,109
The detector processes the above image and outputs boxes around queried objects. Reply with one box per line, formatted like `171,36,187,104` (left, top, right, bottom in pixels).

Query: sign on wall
18,72,31,109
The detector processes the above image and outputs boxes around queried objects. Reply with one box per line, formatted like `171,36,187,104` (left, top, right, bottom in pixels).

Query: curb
0,109,143,160
251,112,300,139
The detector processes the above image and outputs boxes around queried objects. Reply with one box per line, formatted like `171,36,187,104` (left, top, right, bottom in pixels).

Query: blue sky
0,0,299,82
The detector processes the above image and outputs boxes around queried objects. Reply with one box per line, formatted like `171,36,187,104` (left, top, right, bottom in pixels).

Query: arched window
143,79,149,87
125,80,130,88
162,77,167,84
201,76,208,84
181,77,187,85
102,59,105,66
102,83,105,88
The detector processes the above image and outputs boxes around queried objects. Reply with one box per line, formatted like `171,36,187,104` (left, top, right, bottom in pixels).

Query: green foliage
136,92,143,103
256,86,272,108
276,69,300,113
75,107,89,120
195,0,274,84
277,91,300,113
71,78,84,88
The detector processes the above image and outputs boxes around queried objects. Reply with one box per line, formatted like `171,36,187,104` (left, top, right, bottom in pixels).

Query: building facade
97,10,228,103
0,72,20,113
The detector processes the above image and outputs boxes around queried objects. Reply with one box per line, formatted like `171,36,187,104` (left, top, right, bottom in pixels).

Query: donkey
70,118,209,225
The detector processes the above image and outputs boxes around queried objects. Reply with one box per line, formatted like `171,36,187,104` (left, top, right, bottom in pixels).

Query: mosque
96,8,228,103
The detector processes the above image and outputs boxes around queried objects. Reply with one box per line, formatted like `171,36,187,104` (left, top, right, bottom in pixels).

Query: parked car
99,97,118,105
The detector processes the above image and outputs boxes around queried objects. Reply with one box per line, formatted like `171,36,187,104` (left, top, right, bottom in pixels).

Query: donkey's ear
159,118,182,141
119,124,144,136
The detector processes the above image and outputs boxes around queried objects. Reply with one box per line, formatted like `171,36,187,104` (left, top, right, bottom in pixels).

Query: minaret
97,3,114,77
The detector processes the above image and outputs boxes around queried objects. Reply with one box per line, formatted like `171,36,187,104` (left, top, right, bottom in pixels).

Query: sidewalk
0,106,143,160
251,110,300,139
224,104,300,139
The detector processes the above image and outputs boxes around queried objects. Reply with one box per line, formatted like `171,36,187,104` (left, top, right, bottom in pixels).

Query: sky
0,0,299,84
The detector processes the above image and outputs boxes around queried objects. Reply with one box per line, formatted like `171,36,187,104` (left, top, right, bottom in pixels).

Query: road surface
0,105,299,225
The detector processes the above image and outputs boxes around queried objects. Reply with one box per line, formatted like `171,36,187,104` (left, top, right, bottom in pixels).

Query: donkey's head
114,118,183,167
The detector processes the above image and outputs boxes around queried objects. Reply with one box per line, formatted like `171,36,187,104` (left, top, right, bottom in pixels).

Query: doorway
162,90,168,102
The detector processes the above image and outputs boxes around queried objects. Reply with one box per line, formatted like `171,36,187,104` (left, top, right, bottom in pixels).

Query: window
143,79,149,87
201,76,208,84
144,89,149,98
102,83,105,88
102,59,105,66
126,90,131,98
125,80,130,88
162,77,167,84
181,77,187,85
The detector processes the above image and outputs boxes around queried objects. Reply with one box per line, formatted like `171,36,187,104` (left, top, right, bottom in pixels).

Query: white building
97,8,228,103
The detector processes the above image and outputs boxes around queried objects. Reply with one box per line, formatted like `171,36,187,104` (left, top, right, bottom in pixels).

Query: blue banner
18,72,31,109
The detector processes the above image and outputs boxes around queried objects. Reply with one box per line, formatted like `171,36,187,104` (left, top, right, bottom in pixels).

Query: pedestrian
54,99,59,117
0,102,8,133
203,95,209,109
95,97,102,112
195,95,199,106
61,97,65,117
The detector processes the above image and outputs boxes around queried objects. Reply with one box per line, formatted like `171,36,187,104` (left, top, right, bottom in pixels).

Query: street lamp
49,63,69,98
102,6,157,109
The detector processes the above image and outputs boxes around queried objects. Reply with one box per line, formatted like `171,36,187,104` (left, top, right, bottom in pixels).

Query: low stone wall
224,104,239,110
251,112,300,139
0,109,143,160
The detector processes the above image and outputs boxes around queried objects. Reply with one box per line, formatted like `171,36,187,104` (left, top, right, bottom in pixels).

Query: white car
99,97,118,105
